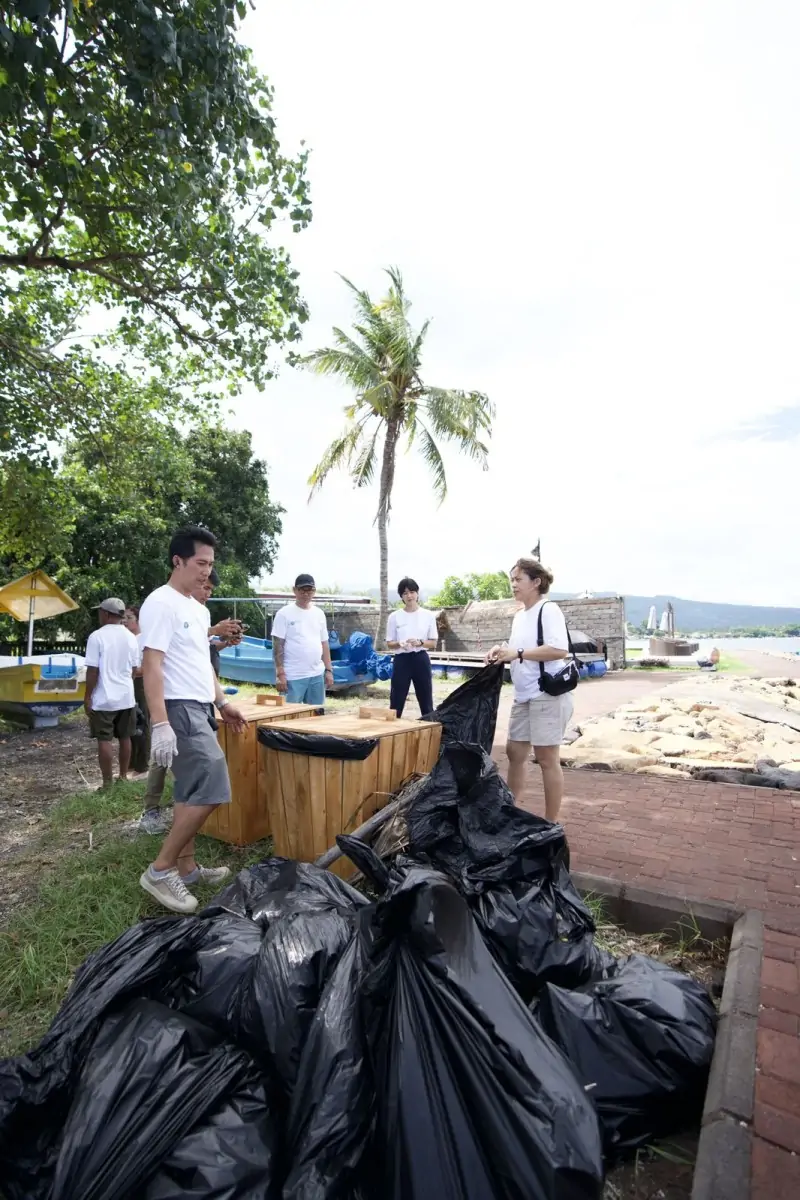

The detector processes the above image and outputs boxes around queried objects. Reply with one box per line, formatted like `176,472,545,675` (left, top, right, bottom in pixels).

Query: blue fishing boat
219,630,393,691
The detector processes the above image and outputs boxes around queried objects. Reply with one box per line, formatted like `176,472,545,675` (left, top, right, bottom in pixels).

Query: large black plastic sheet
0,917,206,1200
406,743,596,996
534,953,718,1158
425,661,504,752
258,726,378,760
363,865,604,1200
50,1000,279,1200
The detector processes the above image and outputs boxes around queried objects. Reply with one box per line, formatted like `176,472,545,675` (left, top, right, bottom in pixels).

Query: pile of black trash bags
0,667,717,1200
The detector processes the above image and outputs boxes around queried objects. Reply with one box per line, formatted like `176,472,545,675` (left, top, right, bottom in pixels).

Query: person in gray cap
83,597,141,788
271,573,333,705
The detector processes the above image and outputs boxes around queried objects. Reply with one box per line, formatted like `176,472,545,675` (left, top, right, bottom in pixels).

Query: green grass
0,781,271,1057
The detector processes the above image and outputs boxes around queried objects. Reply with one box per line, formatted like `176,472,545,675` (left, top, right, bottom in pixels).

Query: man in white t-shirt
137,525,246,914
271,573,333,706
487,558,574,821
84,597,141,789
386,576,438,717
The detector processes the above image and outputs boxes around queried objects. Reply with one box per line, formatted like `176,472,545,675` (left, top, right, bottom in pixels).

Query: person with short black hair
84,597,140,789
272,574,333,705
486,558,573,820
386,577,437,717
137,526,246,913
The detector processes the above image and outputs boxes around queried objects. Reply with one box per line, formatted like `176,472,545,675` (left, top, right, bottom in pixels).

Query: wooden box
261,712,442,878
203,696,322,846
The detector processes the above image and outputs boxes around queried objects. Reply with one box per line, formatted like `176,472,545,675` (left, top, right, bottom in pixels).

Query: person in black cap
84,597,141,788
271,574,333,705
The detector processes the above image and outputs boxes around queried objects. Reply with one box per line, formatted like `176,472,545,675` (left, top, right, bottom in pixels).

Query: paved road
492,651,798,743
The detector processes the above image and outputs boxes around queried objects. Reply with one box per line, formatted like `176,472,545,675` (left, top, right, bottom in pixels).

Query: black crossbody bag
537,602,580,696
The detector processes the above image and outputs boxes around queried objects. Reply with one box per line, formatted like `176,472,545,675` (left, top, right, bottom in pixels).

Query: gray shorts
166,700,231,807
508,692,574,747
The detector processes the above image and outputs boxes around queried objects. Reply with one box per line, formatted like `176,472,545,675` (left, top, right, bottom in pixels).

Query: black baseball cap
294,573,315,589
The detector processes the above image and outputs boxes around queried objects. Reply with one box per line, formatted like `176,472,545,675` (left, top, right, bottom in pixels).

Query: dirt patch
604,1134,697,1198
0,713,104,919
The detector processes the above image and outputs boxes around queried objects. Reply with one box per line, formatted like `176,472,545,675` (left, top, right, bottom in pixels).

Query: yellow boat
0,570,85,728
0,657,85,729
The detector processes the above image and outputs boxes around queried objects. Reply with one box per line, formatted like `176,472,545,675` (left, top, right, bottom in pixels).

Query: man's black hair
209,567,220,587
169,525,216,565
397,576,419,597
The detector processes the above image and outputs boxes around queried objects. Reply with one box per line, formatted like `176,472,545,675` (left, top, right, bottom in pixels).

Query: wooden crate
203,697,322,846
261,713,443,878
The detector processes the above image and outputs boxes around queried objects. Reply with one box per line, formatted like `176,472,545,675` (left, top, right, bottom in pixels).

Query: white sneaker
139,867,198,914
182,865,232,888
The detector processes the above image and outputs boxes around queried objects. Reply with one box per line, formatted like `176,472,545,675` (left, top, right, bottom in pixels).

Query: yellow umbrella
0,570,79,656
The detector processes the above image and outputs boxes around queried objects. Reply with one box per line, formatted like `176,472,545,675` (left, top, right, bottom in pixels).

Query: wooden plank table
203,696,322,846
261,712,443,877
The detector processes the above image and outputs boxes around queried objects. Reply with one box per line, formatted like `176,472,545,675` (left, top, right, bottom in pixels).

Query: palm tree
299,268,494,646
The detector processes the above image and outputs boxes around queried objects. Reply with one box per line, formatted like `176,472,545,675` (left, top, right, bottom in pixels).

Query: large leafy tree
0,0,310,459
180,425,284,578
0,410,283,640
300,268,494,645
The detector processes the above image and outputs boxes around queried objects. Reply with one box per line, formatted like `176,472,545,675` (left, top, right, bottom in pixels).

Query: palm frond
351,422,382,488
297,347,377,392
416,423,448,504
423,387,495,465
307,422,365,498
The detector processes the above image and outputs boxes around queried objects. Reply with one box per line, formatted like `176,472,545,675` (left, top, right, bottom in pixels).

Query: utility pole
531,538,541,561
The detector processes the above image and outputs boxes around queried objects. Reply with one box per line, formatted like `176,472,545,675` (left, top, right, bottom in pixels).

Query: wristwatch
517,648,525,663
217,697,229,710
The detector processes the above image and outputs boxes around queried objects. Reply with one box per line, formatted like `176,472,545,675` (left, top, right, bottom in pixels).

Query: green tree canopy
428,570,512,608
0,0,310,459
0,411,282,639
300,268,494,645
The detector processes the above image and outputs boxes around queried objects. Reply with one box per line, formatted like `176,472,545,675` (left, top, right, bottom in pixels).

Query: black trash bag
425,661,504,753
533,953,718,1159
50,1000,279,1200
283,911,375,1200
202,857,367,928
473,861,599,999
237,904,362,1093
190,859,367,1088
0,917,206,1200
258,726,378,760
159,913,265,1038
407,744,595,996
364,865,604,1200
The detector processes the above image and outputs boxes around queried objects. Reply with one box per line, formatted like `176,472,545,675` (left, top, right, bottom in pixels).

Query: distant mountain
324,585,800,633
552,593,800,633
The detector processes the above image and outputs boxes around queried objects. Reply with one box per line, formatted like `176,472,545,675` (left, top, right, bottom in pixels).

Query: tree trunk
376,419,400,648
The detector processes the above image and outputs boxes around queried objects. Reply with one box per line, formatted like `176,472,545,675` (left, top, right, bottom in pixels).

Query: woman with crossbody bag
486,558,578,821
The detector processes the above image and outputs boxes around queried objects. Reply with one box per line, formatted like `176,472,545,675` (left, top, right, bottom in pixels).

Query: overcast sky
233,1,800,606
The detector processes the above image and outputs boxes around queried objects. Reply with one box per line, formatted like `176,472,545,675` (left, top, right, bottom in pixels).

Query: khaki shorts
508,692,574,747
89,707,137,741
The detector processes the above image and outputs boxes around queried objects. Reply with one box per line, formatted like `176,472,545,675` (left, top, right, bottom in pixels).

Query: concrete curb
692,910,762,1200
571,875,761,1200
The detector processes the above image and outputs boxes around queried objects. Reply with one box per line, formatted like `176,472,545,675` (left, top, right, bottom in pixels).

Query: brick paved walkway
492,748,800,1199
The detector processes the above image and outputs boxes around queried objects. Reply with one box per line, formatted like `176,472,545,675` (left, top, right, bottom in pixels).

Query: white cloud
227,0,800,606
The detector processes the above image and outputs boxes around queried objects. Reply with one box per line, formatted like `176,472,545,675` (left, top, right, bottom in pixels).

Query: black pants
390,651,433,718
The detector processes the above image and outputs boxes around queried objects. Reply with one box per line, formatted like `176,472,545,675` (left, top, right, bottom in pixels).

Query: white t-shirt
271,603,329,680
84,625,140,711
509,599,570,702
139,584,215,703
386,607,438,653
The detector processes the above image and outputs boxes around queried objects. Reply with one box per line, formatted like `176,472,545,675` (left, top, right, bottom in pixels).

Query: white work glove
150,721,178,770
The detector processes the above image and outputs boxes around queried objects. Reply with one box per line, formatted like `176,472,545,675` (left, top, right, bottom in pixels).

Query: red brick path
494,752,800,1198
